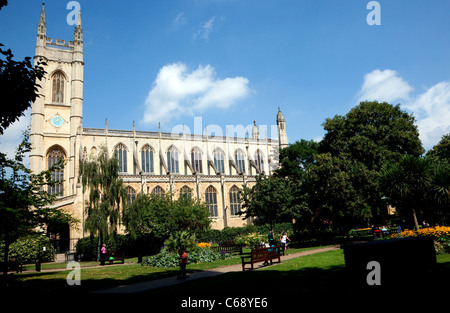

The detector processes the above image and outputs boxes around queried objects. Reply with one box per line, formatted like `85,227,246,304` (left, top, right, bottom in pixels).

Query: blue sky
1,0,450,158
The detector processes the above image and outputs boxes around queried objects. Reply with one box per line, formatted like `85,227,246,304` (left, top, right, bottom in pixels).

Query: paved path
92,245,340,294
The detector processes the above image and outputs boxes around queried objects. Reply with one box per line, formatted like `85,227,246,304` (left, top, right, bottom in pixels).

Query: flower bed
390,226,450,254
391,226,450,239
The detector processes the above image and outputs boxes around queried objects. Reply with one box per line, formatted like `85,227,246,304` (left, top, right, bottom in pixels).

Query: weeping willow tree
80,145,126,260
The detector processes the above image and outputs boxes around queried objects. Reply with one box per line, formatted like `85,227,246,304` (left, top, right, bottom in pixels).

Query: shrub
164,231,197,254
234,233,265,246
142,247,230,268
189,248,229,263
142,249,179,268
0,234,55,264
435,236,450,254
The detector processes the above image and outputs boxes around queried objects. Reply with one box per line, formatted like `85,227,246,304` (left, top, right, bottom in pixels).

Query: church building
29,4,288,251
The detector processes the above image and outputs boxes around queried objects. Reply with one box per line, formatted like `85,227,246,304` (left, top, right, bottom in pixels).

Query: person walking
280,231,290,251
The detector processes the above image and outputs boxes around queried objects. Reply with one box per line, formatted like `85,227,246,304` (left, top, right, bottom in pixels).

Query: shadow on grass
149,259,450,304
2,253,449,308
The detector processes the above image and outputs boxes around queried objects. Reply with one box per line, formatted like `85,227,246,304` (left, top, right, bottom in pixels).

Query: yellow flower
393,226,450,239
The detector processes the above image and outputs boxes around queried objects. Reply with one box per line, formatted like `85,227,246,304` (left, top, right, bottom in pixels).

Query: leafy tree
308,101,424,230
170,196,212,235
123,192,211,256
320,101,423,167
274,140,319,229
239,175,299,233
80,145,126,260
0,131,76,276
427,133,450,161
306,153,374,231
276,139,319,180
0,1,46,134
380,155,450,229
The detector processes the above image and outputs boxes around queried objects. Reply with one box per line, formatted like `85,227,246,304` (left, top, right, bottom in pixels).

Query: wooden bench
241,246,282,271
212,244,243,255
0,257,23,273
105,250,125,264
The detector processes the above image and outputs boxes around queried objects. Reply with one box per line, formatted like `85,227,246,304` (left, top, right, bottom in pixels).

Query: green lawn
3,248,450,299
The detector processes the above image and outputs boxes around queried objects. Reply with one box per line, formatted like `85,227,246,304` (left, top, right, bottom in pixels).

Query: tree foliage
80,145,126,242
427,133,450,161
122,193,211,243
380,155,450,229
0,131,76,275
304,101,424,231
0,45,46,135
239,175,300,232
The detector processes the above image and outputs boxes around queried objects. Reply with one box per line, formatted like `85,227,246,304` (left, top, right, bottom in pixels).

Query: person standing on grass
178,249,188,279
100,244,106,266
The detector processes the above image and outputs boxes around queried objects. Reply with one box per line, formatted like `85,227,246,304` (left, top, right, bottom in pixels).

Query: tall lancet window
141,145,154,173
213,148,225,174
255,150,264,173
52,72,65,103
191,148,202,173
47,147,64,196
167,146,179,174
205,186,218,217
234,149,245,174
115,143,128,173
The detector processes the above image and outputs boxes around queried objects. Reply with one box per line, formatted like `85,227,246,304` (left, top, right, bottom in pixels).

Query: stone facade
29,4,288,250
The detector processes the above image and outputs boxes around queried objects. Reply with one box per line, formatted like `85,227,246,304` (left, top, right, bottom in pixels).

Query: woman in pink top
100,244,106,265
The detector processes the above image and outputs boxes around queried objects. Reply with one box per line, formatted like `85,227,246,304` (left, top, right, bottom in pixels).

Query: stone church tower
30,3,83,197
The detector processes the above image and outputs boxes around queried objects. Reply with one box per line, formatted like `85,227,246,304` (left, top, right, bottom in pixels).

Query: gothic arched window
229,185,241,216
141,145,154,173
213,148,225,174
47,147,64,196
234,149,245,174
52,72,65,103
180,185,192,200
152,185,165,197
191,148,202,173
167,146,179,174
115,143,127,173
205,185,218,217
126,186,136,205
255,150,264,173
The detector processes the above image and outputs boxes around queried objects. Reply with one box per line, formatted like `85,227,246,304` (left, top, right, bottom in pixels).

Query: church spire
74,8,83,44
39,2,46,25
276,107,288,149
36,2,46,47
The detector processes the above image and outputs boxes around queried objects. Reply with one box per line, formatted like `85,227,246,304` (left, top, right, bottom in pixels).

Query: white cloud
194,16,216,41
142,63,250,126
358,69,413,103
404,82,450,149
358,69,450,150
172,12,187,29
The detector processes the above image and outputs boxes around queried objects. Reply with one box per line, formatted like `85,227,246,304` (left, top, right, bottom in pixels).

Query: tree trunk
412,209,420,230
